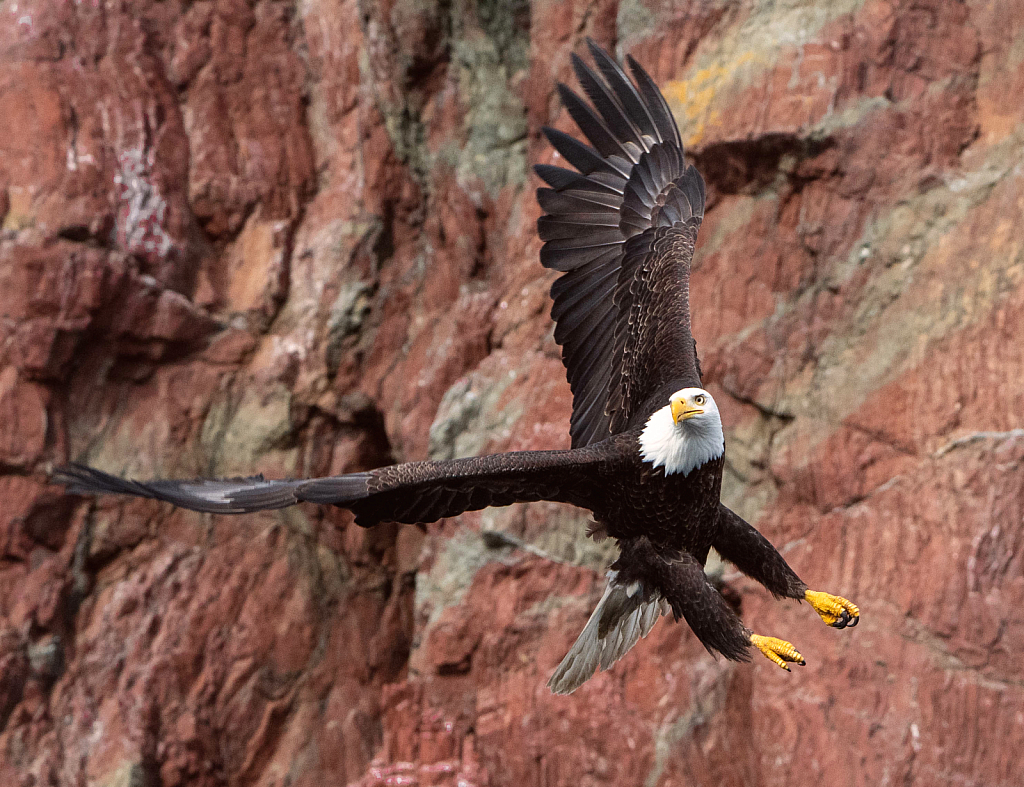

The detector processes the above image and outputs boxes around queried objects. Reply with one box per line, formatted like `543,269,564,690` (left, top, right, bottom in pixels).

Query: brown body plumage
54,42,858,693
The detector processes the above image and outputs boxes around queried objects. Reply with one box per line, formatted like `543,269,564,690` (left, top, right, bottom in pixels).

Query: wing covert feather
607,218,703,433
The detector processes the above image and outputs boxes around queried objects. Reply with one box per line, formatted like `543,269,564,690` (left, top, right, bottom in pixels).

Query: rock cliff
1,0,1022,785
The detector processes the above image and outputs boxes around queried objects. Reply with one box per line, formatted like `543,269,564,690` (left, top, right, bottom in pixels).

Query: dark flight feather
537,215,620,241
54,463,304,514
542,126,631,179
556,83,631,162
534,164,621,196
586,41,660,144
627,54,681,149
570,54,647,156
536,187,619,216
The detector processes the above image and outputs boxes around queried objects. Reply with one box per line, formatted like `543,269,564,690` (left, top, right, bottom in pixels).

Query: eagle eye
694,394,706,406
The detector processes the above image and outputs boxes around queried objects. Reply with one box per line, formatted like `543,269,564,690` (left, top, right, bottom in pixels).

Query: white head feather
638,387,725,476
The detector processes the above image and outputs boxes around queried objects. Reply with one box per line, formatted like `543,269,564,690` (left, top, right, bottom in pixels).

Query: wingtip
585,38,616,69
54,463,171,506
51,462,121,495
569,49,596,86
554,81,581,109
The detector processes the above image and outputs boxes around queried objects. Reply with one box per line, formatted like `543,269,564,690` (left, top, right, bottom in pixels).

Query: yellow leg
805,590,860,628
750,634,805,671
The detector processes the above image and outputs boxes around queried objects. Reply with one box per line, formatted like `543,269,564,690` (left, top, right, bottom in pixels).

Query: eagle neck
638,404,724,477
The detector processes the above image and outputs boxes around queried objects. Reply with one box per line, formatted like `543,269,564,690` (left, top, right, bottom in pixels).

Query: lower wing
54,447,607,527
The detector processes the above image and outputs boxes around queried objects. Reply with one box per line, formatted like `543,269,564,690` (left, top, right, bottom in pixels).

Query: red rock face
1,0,1023,784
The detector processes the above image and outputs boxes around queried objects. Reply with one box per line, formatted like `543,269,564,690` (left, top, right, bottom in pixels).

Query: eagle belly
590,436,725,560
550,440,733,693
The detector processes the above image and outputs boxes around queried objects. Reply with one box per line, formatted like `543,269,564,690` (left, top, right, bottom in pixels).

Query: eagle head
639,387,725,476
669,388,716,423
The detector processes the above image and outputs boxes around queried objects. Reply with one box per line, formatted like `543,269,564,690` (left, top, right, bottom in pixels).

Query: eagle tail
548,571,668,694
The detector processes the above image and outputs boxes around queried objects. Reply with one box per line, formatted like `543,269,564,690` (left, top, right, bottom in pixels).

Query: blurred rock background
1,0,1022,784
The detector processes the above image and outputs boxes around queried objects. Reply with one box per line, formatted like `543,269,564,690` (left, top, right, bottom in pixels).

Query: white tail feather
548,572,668,694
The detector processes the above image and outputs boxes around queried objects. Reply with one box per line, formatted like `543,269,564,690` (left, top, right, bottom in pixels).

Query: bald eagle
54,42,858,694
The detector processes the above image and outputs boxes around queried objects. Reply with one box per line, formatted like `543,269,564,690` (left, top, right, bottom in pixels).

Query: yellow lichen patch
660,51,762,146
2,187,35,231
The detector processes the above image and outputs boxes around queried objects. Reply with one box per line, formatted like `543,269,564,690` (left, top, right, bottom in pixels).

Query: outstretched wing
53,446,607,527
536,40,705,446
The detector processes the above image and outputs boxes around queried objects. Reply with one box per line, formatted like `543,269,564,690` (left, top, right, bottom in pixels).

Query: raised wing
53,446,607,527
536,41,705,446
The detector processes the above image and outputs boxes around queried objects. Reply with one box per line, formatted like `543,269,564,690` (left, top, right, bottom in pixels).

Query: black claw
849,614,859,628
831,609,851,629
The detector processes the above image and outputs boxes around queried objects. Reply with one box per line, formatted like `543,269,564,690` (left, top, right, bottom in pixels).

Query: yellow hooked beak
671,399,703,423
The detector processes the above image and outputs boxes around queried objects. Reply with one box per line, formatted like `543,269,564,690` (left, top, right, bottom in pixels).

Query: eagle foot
749,634,805,671
805,590,860,629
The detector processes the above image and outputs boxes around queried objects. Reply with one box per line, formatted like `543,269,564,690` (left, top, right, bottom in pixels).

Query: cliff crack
933,429,1024,458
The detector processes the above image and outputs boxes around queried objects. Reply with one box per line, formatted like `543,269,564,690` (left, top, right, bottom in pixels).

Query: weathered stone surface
1,0,1023,784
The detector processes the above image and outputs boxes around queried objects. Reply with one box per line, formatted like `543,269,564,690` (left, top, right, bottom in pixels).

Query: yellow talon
750,634,805,671
805,590,860,629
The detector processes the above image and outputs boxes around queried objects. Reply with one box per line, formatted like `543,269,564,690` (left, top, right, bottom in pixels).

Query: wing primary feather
562,319,615,389
293,473,374,505
564,333,614,401
570,53,645,157
626,55,682,149
538,216,619,241
537,188,620,216
569,381,610,446
542,126,631,178
557,187,624,209
556,84,629,161
549,266,618,321
53,463,302,514
550,263,595,302
587,171,629,192
541,238,622,272
554,297,615,347
542,231,624,252
566,331,614,395
534,164,620,195
564,344,613,415
586,39,660,143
